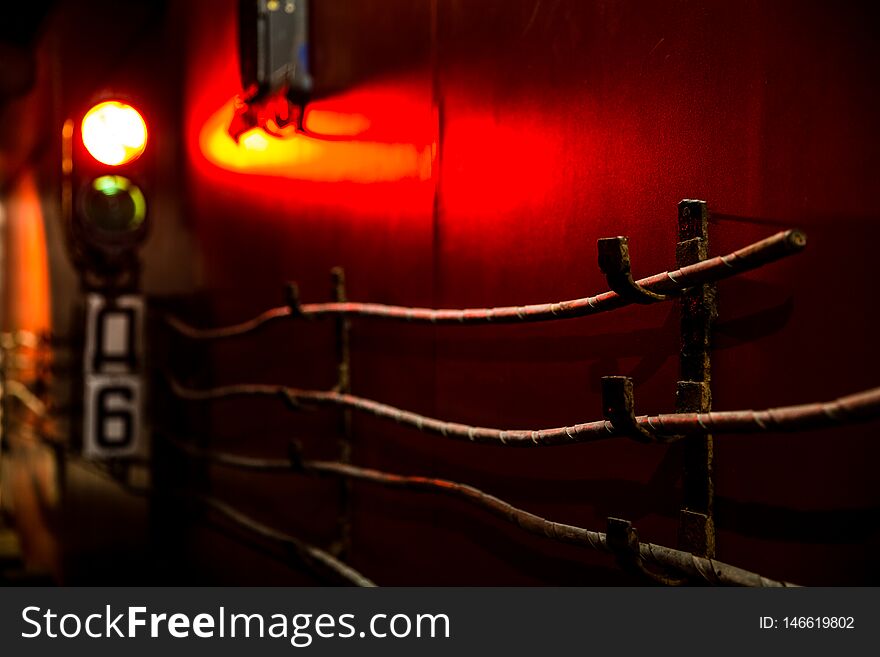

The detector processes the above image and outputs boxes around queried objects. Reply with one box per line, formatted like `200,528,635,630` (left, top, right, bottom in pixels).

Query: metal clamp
597,236,673,303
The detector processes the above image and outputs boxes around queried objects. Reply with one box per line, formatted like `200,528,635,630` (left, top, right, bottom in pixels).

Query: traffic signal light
63,97,151,289
62,95,151,461
81,100,148,166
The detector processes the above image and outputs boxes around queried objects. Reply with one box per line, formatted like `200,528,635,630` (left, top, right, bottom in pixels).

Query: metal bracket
676,199,716,558
601,376,680,443
606,517,687,586
284,281,303,317
278,387,314,412
597,237,673,304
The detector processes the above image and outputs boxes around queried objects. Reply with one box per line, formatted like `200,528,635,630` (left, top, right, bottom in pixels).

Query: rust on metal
164,435,798,587
676,199,715,558
164,229,806,338
606,517,687,585
330,266,353,560
601,375,680,443
597,237,673,304
152,203,845,586
167,375,880,446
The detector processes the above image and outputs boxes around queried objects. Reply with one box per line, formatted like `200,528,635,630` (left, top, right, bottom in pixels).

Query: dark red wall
173,0,880,584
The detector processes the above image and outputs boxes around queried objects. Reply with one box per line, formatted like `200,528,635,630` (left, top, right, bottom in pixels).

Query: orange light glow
303,109,371,137
3,171,51,334
199,97,431,183
81,101,148,166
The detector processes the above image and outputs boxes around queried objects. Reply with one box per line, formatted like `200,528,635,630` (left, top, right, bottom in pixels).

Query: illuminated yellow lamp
81,100,148,166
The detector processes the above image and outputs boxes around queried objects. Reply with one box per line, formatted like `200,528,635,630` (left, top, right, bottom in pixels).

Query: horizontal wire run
165,229,806,339
197,494,376,587
166,438,795,587
47,448,372,586
167,377,880,446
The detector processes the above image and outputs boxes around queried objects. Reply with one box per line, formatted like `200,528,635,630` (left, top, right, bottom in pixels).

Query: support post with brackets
675,199,716,558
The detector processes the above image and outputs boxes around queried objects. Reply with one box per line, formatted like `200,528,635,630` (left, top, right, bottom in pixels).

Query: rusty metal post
331,267,353,559
676,200,716,557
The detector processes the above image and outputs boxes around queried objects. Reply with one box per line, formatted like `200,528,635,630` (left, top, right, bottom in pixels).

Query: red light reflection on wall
200,97,432,183
181,0,437,303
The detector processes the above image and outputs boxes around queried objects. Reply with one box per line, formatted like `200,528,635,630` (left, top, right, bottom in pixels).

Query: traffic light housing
63,96,152,290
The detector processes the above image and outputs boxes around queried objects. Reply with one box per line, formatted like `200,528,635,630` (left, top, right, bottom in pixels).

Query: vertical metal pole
676,200,716,557
331,267,353,559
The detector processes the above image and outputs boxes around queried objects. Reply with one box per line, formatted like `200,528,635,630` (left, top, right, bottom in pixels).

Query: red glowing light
81,101,147,166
